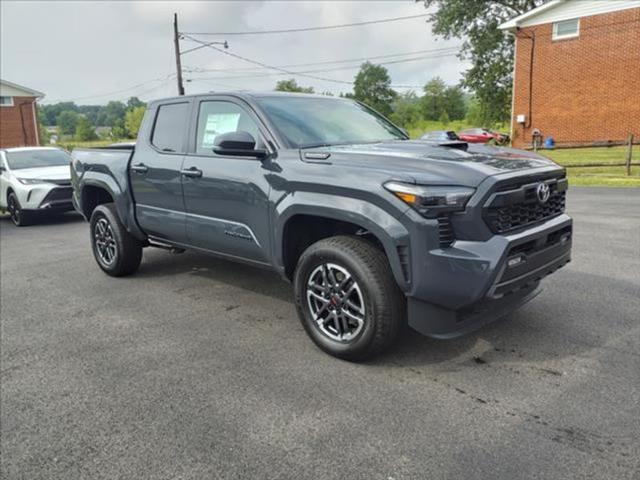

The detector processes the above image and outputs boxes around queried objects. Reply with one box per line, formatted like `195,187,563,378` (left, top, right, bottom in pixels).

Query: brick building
0,79,44,148
500,0,640,148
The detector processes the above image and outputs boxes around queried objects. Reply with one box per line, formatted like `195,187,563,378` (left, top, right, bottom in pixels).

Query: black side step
147,241,185,254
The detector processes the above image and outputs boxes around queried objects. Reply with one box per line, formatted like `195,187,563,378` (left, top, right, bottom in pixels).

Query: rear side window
151,102,189,153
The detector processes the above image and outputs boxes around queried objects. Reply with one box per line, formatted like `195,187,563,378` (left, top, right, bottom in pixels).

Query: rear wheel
293,235,405,361
7,193,33,227
90,203,142,276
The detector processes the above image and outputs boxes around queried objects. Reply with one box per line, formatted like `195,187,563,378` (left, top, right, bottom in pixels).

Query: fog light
507,255,524,267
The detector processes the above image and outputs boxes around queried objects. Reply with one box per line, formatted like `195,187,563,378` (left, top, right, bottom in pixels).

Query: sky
0,1,468,105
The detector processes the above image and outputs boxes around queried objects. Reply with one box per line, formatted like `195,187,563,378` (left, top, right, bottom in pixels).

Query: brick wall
511,8,640,148
0,96,39,148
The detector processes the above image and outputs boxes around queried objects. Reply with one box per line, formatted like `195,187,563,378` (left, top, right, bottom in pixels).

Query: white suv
0,147,74,226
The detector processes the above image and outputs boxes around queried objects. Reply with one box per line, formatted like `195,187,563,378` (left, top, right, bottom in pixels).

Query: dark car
71,92,571,361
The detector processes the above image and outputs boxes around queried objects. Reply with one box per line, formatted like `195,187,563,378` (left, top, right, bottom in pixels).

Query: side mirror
213,131,267,159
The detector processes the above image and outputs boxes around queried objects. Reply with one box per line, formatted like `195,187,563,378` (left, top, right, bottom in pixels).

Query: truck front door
181,99,271,265
129,101,190,243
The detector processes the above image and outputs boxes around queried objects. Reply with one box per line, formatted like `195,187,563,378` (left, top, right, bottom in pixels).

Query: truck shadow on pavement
132,248,638,372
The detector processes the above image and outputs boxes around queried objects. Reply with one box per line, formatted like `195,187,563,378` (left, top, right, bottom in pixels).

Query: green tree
56,110,79,136
101,101,127,127
421,0,543,125
438,110,450,126
35,108,51,145
74,116,98,141
111,118,128,139
275,79,315,93
126,96,145,109
390,91,421,128
421,77,448,120
443,85,467,120
352,62,396,116
124,106,146,138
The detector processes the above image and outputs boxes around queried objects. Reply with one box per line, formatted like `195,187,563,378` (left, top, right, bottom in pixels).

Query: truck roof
147,91,348,107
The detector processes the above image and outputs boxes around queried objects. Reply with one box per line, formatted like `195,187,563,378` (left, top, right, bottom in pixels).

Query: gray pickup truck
71,92,572,360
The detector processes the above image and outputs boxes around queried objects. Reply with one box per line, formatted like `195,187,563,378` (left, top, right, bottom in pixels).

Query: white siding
0,80,43,98
501,0,640,30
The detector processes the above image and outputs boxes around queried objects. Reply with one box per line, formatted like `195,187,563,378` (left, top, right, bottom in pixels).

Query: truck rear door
129,101,190,243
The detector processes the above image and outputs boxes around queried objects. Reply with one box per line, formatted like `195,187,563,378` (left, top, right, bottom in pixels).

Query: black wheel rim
8,196,20,225
94,217,117,266
306,263,365,342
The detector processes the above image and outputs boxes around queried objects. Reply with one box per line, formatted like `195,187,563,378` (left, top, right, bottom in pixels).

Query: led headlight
384,181,475,218
17,178,49,185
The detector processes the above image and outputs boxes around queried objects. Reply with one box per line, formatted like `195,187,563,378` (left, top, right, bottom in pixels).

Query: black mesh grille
485,176,567,234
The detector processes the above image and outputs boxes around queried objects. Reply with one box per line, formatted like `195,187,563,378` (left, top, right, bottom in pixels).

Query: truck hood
308,140,559,186
13,165,71,181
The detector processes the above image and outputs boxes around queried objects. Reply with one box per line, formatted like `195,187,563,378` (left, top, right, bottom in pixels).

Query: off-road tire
90,203,142,277
293,235,405,361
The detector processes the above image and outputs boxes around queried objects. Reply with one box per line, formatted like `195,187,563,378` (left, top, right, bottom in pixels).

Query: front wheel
7,193,33,226
293,235,405,361
90,203,142,277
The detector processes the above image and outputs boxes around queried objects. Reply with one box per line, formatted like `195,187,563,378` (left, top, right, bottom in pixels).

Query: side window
196,101,262,155
151,102,189,153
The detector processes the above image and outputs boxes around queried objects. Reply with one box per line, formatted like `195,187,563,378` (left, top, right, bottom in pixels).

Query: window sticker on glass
201,113,241,148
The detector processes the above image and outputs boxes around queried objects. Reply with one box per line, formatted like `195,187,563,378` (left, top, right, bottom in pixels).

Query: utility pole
173,13,185,96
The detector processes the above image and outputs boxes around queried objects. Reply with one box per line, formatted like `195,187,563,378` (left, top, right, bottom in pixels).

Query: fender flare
80,174,146,240
273,191,411,291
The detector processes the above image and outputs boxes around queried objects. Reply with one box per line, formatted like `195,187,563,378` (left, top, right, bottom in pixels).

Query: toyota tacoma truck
71,92,572,361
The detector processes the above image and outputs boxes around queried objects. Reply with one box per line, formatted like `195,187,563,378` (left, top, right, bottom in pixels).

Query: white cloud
0,1,468,104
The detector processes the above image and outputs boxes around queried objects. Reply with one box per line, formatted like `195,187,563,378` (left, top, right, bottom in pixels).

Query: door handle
131,163,148,173
181,167,203,178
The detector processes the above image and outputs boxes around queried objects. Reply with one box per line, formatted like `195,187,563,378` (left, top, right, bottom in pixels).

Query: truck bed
70,146,142,238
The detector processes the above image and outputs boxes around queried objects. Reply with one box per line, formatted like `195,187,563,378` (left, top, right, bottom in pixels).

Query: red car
458,128,509,145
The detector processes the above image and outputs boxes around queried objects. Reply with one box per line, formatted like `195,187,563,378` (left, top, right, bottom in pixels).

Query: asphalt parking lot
1,187,639,480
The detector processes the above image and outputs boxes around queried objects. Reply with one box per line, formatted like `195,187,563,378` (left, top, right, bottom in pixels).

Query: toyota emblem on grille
536,182,550,204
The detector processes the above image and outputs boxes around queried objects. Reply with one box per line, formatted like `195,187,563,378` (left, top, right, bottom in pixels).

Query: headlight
384,181,475,218
17,178,49,185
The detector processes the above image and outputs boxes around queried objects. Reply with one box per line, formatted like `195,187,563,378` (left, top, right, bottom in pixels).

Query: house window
553,18,579,40
0,96,14,107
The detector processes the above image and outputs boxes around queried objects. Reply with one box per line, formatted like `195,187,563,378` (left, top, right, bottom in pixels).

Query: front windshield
5,149,71,170
255,96,407,148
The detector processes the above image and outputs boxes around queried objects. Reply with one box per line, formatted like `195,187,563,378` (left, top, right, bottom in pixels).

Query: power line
47,73,175,103
188,52,459,82
184,46,460,74
182,13,429,36
181,34,423,88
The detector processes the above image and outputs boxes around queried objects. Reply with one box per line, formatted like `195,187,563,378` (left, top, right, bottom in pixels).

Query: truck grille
484,175,567,234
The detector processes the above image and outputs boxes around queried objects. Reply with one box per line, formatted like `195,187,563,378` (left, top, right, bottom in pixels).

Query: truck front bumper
406,214,572,338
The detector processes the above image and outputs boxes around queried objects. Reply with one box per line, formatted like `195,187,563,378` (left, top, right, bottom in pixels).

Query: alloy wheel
8,196,20,226
94,217,117,266
306,263,366,342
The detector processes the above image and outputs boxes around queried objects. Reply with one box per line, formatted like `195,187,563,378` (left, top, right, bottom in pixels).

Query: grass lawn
57,138,132,152
541,146,640,187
